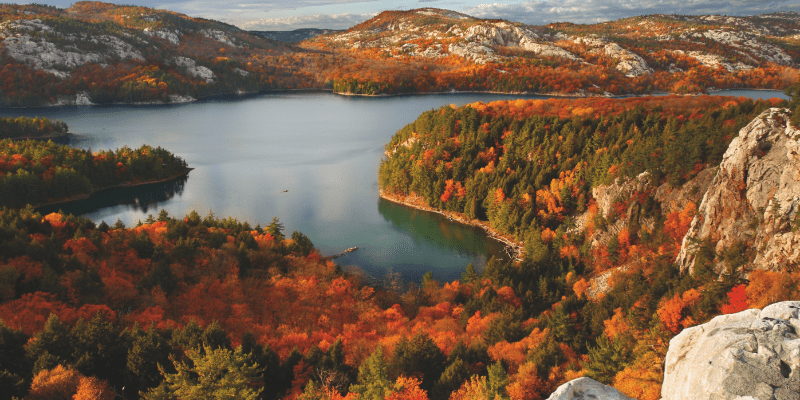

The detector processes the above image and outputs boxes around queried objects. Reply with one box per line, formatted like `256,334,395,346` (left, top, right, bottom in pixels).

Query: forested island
0,138,190,208
0,116,68,140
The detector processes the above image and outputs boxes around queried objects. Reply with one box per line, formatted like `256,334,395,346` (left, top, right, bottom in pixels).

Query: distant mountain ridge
0,2,797,106
251,28,344,43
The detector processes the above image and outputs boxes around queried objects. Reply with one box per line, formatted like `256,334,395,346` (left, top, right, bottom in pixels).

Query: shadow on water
36,175,189,216
377,197,508,263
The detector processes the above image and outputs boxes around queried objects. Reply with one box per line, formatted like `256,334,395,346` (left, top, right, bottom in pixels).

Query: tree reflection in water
36,175,189,216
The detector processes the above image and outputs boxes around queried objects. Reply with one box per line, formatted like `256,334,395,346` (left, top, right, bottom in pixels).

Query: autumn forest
1,1,800,400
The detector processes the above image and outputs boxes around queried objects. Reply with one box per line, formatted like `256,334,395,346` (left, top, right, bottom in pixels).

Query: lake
1,89,790,282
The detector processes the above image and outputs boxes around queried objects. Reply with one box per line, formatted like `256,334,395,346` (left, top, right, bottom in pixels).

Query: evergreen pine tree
126,324,171,395
0,320,30,398
392,333,446,392
144,346,262,400
584,333,632,384
27,314,72,375
202,321,231,350
432,357,469,400
70,313,128,390
349,345,392,400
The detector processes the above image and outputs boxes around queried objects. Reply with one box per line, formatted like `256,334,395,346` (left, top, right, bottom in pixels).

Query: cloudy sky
31,0,800,30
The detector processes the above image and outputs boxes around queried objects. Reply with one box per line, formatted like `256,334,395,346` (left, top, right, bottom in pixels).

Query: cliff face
579,168,714,298
677,108,800,274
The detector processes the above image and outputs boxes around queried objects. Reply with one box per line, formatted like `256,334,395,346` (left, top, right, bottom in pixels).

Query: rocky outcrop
448,42,500,64
677,108,800,274
49,91,95,106
602,43,653,78
579,167,714,298
654,167,715,215
519,40,581,62
143,27,181,45
201,29,239,48
0,18,143,78
573,172,654,246
661,301,800,400
545,377,634,400
673,49,754,72
173,57,216,84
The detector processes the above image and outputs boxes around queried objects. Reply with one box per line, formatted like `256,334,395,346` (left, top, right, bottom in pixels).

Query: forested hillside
0,92,798,400
378,95,775,244
0,2,317,106
0,2,798,105
304,9,800,96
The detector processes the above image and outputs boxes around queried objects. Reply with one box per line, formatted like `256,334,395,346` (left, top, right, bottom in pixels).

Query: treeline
0,139,188,207
0,116,67,139
1,202,797,399
378,95,777,242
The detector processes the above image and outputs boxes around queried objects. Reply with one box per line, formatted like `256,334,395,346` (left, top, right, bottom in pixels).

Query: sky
27,0,800,31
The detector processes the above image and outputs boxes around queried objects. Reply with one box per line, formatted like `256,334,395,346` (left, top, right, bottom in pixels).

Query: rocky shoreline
379,189,525,262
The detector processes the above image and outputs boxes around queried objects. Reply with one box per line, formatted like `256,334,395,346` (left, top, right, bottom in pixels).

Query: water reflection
377,198,508,263
36,175,189,217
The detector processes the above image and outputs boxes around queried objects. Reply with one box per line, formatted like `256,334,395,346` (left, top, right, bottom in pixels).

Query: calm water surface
1,89,789,282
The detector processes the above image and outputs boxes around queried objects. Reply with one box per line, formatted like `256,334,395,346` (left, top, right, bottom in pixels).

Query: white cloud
146,0,798,31
155,0,379,13
233,12,376,30
466,0,800,25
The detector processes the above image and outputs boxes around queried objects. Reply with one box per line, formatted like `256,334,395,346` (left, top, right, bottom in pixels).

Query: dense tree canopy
0,93,799,400
0,138,188,208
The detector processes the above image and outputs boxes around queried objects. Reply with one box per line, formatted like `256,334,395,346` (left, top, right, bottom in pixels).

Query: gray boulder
545,377,634,400
661,301,800,400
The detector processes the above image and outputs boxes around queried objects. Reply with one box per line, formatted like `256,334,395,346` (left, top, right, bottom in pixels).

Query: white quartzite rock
201,29,239,48
603,43,652,77
677,108,800,274
173,57,216,84
143,27,181,45
661,301,800,400
545,377,634,400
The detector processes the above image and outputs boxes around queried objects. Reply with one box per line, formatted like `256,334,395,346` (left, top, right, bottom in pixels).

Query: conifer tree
202,320,231,350
145,345,262,400
486,362,509,399
350,345,392,400
788,80,800,127
240,332,282,399
584,333,632,384
126,324,171,395
70,313,128,389
27,314,72,375
0,320,30,398
392,333,446,392
432,357,469,400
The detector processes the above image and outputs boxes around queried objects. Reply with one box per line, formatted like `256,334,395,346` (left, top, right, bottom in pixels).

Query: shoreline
33,168,193,210
3,132,71,141
1,87,787,109
379,189,525,262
